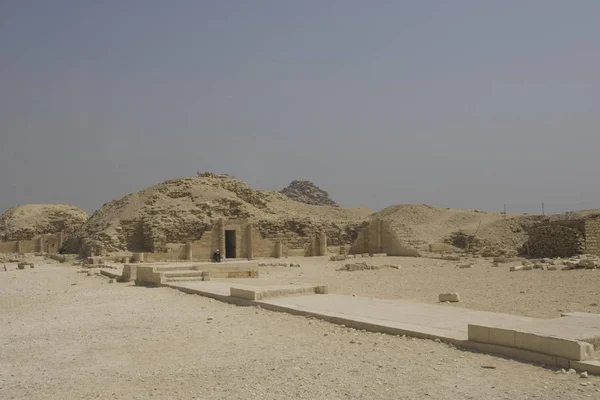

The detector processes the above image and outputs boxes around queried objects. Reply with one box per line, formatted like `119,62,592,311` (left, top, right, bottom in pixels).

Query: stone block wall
0,233,63,254
584,219,600,256
522,224,584,258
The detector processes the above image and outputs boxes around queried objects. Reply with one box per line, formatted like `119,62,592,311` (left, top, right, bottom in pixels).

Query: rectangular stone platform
160,280,600,374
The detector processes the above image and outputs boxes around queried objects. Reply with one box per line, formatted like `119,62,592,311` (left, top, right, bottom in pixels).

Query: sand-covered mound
371,204,528,256
0,204,89,240
74,173,372,254
280,180,339,207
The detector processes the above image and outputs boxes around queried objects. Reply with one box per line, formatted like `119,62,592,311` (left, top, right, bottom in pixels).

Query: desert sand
1,258,599,400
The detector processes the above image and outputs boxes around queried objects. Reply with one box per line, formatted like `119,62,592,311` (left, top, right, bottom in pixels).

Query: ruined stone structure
0,232,65,254
521,216,600,258
280,180,339,207
583,217,600,255
349,218,420,256
136,218,332,262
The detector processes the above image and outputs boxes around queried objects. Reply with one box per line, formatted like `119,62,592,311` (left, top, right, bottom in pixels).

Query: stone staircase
162,270,206,282
135,262,259,286
391,223,429,250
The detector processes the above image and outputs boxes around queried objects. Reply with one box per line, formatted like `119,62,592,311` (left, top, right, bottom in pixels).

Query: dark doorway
225,230,237,259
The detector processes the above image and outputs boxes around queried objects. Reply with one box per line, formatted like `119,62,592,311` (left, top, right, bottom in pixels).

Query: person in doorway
213,249,221,263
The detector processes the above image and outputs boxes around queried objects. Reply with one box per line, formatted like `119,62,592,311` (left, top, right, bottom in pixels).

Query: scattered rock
458,263,473,269
330,255,347,261
337,262,399,271
578,259,597,269
510,265,523,272
439,292,460,302
567,368,577,375
554,369,566,374
258,262,299,268
546,266,558,271
580,371,588,378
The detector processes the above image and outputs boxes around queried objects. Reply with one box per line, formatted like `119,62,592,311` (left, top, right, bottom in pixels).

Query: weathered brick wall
0,241,17,253
256,220,363,251
0,236,58,254
584,219,600,256
523,224,584,258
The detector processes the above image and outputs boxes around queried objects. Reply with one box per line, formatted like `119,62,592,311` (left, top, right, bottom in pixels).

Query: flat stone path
165,280,600,347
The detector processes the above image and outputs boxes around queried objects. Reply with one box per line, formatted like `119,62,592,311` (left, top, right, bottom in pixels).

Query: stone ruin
280,180,339,207
520,216,600,258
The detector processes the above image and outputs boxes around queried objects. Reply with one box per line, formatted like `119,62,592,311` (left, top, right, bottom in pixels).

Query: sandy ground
1,260,600,400
232,256,600,319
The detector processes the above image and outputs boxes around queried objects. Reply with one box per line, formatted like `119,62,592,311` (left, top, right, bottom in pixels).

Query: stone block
515,332,542,353
510,265,523,271
459,263,473,269
119,264,137,282
539,337,595,361
467,324,490,343
547,265,558,271
488,327,516,347
438,292,460,302
570,360,600,376
579,259,597,269
565,261,578,269
523,265,533,271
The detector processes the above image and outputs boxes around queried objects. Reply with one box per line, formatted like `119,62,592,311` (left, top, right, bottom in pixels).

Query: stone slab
468,324,597,361
162,281,600,374
260,294,538,342
230,284,325,300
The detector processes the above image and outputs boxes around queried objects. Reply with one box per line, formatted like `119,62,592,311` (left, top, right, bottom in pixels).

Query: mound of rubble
0,204,88,241
280,180,339,207
72,173,372,255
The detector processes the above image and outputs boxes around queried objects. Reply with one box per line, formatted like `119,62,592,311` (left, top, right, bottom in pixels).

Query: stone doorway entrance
225,230,237,258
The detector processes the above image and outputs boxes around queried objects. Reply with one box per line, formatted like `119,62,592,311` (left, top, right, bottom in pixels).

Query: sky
1,0,599,216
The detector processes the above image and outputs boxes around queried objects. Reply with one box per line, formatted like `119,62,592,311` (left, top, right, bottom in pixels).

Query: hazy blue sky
1,0,599,215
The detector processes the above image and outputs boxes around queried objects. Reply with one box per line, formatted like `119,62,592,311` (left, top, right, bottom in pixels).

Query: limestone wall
0,233,62,254
584,219,600,256
0,241,17,253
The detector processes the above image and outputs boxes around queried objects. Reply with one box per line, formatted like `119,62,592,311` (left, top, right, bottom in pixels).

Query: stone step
162,270,204,278
154,265,199,272
164,276,206,282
